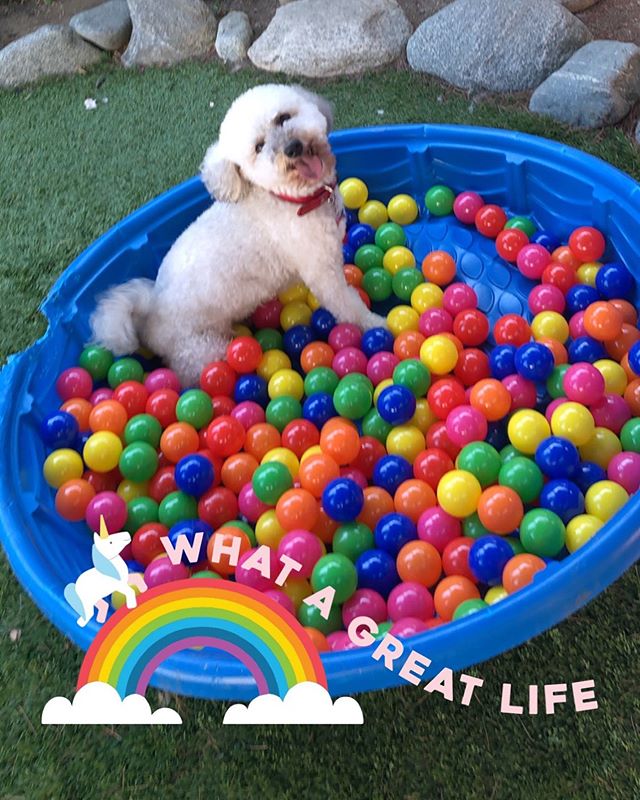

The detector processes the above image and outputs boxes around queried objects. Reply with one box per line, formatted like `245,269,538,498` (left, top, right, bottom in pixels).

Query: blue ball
302,393,336,428
469,535,513,585
565,284,600,317
125,559,146,574
40,410,79,449
283,325,314,359
595,262,633,300
361,327,394,357
514,342,555,382
322,478,364,522
345,209,358,229
343,243,355,263
167,519,212,565
486,421,508,451
535,436,580,479
311,308,336,340
567,336,607,364
74,430,92,452
234,374,268,406
347,223,376,249
531,231,560,252
573,460,607,493
355,548,399,597
540,479,585,523
628,340,640,376
374,512,416,556
489,345,517,380
377,385,416,425
372,454,413,494
175,454,215,496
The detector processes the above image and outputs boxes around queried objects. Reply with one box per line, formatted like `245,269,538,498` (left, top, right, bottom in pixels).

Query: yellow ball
383,246,416,276
280,301,312,330
279,283,309,304
437,469,482,518
485,585,508,605
585,480,628,522
339,177,368,210
300,444,323,463
507,409,550,455
111,580,142,610
231,323,252,338
43,448,84,488
307,290,321,311
576,262,601,287
579,427,622,468
117,480,150,502
262,447,300,479
373,378,394,405
387,194,419,226
386,425,425,464
410,398,437,434
550,402,595,447
83,431,123,473
420,335,458,374
411,282,443,313
255,510,287,549
387,305,419,337
283,578,312,608
257,350,292,381
268,368,304,401
531,311,570,343
565,514,603,553
358,200,388,229
594,359,627,396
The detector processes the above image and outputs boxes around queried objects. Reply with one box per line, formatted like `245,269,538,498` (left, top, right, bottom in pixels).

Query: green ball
392,359,431,397
79,345,113,381
456,442,501,487
498,456,544,504
373,620,393,639
311,553,358,604
127,496,159,532
119,441,158,482
333,377,373,420
362,408,392,444
375,222,406,251
224,519,257,547
546,365,569,399
297,599,342,635
176,389,213,429
520,509,565,557
333,522,373,562
504,216,537,237
463,513,491,539
266,396,302,432
192,570,222,579
362,267,393,302
453,599,488,620
252,461,293,505
124,413,162,447
255,328,283,352
304,367,339,396
621,418,640,453
354,244,384,272
507,536,525,555
107,357,144,388
425,185,455,216
392,268,424,302
158,491,198,528
500,444,523,463
340,372,373,390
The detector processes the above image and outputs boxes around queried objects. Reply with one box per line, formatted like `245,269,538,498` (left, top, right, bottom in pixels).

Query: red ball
145,388,179,428
56,367,93,401
568,226,606,263
83,468,120,493
442,537,475,580
349,436,387,480
542,261,576,294
495,228,529,262
281,419,320,458
453,348,491,386
200,361,237,397
206,415,246,457
251,298,283,329
426,420,460,460
453,309,489,347
493,314,531,347
112,380,148,418
475,205,508,238
413,447,454,490
131,522,169,566
148,465,177,503
427,377,466,420
198,486,239,528
226,337,263,374
212,395,236,417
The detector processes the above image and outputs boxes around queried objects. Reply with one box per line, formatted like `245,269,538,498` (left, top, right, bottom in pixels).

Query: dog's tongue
296,155,324,181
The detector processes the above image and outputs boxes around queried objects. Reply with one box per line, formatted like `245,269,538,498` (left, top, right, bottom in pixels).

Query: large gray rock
0,24,103,89
70,0,131,52
215,11,252,64
557,0,600,11
122,0,216,68
530,41,640,128
248,0,412,77
407,0,592,92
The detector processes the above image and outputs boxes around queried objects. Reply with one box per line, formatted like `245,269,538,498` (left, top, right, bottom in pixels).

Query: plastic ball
420,334,458,374
425,185,455,216
388,581,434,621
534,436,580,479
540,478,585,523
516,244,551,280
434,575,480,621
355,548,399,597
261,446,300,479
520,508,565,557
595,261,633,300
469,535,514,585
583,301,623,342
489,345,517,380
496,228,528,262
40,411,80,450
358,200,388,229
579,426,622,468
339,177,368,209
119,441,159,483
475,204,507,238
446,405,488,448
584,479,628,521
144,556,190,588
333,376,373,420
107,358,144,389
469,378,511,422
386,425,425,463
453,191,484,224
322,478,364,522
387,193,418,225
437,469,482,518
421,250,457,286
507,409,550,455
456,441,502,488
569,226,606,262
476,485,523,535
514,342,555,382
311,553,358,604
82,431,123,473
565,513,603,553
502,553,546,594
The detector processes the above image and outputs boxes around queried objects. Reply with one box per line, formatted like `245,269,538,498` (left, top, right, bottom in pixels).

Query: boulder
70,0,131,52
215,11,252,64
407,0,592,92
0,24,103,89
530,40,640,128
122,0,216,68
248,0,412,78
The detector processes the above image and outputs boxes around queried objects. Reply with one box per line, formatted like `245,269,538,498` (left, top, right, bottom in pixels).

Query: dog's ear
200,142,248,202
292,86,334,133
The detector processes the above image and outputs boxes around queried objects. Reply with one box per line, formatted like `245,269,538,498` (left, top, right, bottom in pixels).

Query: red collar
271,182,337,216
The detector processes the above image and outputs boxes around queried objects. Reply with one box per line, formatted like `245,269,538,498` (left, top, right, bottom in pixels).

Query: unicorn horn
99,515,109,539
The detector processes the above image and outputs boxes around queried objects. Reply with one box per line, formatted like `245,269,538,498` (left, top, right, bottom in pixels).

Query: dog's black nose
284,139,304,158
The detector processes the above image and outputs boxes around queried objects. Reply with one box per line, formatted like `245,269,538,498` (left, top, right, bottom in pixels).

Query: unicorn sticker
64,515,146,627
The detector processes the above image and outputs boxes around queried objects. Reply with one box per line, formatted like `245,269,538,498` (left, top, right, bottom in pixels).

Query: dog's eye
255,141,265,154
275,113,291,126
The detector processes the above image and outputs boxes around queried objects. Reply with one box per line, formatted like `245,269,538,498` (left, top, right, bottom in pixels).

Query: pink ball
442,282,477,315
453,191,484,224
342,588,387,628
545,397,567,423
528,284,565,315
329,323,362,351
252,298,282,329
90,387,114,405
607,452,640,494
445,405,487,447
388,582,435,621
419,307,453,337
144,368,181,394
238,483,271,523
516,244,551,280
590,394,631,435
144,556,190,588
231,401,265,430
390,617,429,638
263,589,296,616
327,631,358,651
502,374,537,410
277,529,323,578
366,351,398,385
569,311,586,340
85,491,128,533
235,547,278,591
563,362,605,406
332,347,368,377
340,466,368,489
56,367,93,401
417,507,461,552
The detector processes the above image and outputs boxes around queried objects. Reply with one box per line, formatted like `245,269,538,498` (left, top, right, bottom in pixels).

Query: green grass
1,62,639,800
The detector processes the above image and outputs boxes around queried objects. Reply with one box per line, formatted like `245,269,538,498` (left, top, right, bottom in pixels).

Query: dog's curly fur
90,84,385,386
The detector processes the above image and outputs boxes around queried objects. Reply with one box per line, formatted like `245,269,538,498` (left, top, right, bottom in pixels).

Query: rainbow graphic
77,580,327,699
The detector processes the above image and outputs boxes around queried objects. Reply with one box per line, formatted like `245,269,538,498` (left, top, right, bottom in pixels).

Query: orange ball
434,575,480,621
393,478,436,522
396,540,442,587
356,287,372,309
477,485,524,534
299,453,341,499
221,453,259,494
55,478,96,521
421,250,457,286
469,378,512,421
610,298,638,326
622,353,636,382
552,245,581,270
624,379,640,416
605,323,640,361
358,486,394,530
393,330,425,360
583,301,623,342
503,553,546,593
160,422,200,463
344,264,363,288
304,626,329,652
89,399,128,435
319,418,360,465
61,397,92,430
538,337,568,365
313,506,339,544
244,423,281,461
207,526,251,576
276,488,319,531
301,341,334,372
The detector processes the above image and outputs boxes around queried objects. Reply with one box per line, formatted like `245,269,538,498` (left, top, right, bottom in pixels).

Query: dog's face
201,84,336,202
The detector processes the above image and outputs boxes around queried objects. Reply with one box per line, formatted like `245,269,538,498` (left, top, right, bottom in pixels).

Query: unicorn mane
91,544,123,580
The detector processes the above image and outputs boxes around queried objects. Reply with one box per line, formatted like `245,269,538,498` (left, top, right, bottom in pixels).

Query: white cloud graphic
41,681,182,725
223,681,363,725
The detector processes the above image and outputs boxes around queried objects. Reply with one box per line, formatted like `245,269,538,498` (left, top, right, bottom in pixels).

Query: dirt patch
0,0,98,49
577,0,640,47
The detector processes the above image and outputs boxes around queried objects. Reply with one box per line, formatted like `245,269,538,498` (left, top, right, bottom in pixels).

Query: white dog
91,84,385,385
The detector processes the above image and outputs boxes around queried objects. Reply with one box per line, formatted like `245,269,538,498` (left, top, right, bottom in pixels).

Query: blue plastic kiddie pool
1,125,639,700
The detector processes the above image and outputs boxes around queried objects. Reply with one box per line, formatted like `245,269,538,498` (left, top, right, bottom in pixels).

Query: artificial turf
0,60,639,800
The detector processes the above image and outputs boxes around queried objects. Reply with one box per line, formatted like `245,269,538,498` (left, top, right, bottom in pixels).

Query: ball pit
2,126,640,700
